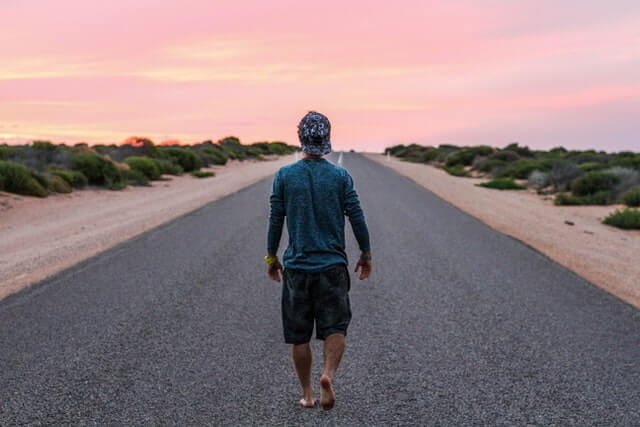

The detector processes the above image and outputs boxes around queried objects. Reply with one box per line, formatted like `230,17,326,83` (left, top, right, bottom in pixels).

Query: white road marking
338,152,343,165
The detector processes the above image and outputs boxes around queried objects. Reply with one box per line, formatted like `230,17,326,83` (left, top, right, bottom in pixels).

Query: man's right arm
344,172,372,279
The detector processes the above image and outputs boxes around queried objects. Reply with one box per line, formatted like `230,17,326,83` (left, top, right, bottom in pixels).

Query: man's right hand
354,252,372,280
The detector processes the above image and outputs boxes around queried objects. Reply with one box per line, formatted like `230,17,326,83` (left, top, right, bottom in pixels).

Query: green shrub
571,171,619,196
32,141,56,151
444,165,468,177
549,160,582,191
201,148,227,165
123,169,150,186
0,161,48,197
160,147,202,172
476,158,506,173
0,175,4,191
554,191,613,206
419,148,441,163
192,170,215,178
490,150,520,162
71,153,122,187
503,143,533,157
603,208,640,229
47,175,72,193
50,169,88,188
267,142,293,155
621,188,640,207
124,156,161,180
497,159,553,179
0,145,16,160
30,170,48,189
445,149,477,167
578,162,607,172
476,178,526,190
246,147,264,159
607,155,640,170
154,159,183,175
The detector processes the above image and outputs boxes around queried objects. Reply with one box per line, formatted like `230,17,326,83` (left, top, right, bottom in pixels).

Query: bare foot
299,397,316,408
319,375,336,410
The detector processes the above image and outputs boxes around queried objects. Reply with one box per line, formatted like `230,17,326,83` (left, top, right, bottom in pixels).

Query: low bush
47,175,72,193
444,165,468,177
201,148,228,165
154,159,183,175
603,208,640,230
445,149,476,167
32,141,56,151
621,188,640,207
607,167,640,195
549,160,582,191
528,170,550,189
419,148,441,163
123,169,150,186
497,159,553,179
71,153,122,187
124,156,161,180
578,162,607,172
475,158,506,173
571,171,619,196
476,178,526,190
192,170,215,178
160,147,202,172
50,169,88,188
554,191,613,206
0,145,16,160
503,143,533,157
0,161,48,197
246,147,264,160
608,155,640,170
490,150,520,162
266,142,294,155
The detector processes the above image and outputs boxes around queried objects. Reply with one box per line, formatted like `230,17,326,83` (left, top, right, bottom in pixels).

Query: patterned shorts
281,263,352,344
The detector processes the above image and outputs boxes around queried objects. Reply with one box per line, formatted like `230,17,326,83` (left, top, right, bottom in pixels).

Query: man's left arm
266,172,285,281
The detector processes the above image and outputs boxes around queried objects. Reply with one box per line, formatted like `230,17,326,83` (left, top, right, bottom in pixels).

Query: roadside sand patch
0,155,295,300
366,153,640,309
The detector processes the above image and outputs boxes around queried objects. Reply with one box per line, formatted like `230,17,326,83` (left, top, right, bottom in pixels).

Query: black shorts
281,264,352,344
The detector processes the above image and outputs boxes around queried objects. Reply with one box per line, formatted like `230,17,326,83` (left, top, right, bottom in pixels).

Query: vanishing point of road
1,152,638,425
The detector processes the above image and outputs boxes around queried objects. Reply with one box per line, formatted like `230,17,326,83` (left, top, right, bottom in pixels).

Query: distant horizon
2,135,637,155
1,1,639,152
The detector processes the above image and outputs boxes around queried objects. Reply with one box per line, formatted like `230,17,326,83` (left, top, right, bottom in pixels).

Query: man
266,111,372,411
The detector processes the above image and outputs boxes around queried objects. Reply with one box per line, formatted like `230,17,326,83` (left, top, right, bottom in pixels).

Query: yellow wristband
265,255,278,265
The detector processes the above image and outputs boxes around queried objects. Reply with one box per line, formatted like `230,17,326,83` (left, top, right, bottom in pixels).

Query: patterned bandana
297,111,331,155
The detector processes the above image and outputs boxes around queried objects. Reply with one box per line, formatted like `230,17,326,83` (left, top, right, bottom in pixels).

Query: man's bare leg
292,343,315,407
320,333,345,410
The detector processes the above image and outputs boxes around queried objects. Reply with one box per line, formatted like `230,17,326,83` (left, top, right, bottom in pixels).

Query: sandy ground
0,155,295,300
366,153,640,309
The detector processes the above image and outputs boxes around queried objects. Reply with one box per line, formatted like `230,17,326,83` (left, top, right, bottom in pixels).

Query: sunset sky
1,1,639,152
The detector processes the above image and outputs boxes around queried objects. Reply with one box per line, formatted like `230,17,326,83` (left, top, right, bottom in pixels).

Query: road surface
1,152,638,425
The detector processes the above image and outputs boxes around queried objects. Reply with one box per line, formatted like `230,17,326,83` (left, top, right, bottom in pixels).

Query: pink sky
1,1,639,151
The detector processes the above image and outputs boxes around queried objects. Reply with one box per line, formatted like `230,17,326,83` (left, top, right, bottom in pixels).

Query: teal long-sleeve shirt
267,158,370,271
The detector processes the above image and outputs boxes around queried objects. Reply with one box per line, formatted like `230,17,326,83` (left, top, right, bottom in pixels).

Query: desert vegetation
386,142,640,229
0,137,297,198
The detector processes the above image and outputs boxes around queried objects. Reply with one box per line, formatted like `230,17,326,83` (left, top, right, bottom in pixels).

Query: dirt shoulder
365,153,640,309
0,155,295,300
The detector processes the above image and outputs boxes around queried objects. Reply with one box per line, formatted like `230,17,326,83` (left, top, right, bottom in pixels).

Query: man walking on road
266,111,372,410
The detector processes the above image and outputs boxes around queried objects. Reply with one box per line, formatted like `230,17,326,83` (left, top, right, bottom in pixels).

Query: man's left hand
267,259,284,282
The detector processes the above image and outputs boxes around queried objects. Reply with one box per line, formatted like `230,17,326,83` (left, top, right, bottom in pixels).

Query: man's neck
302,152,324,160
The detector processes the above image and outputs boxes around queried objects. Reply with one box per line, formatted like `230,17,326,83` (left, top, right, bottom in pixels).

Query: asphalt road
1,152,638,426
